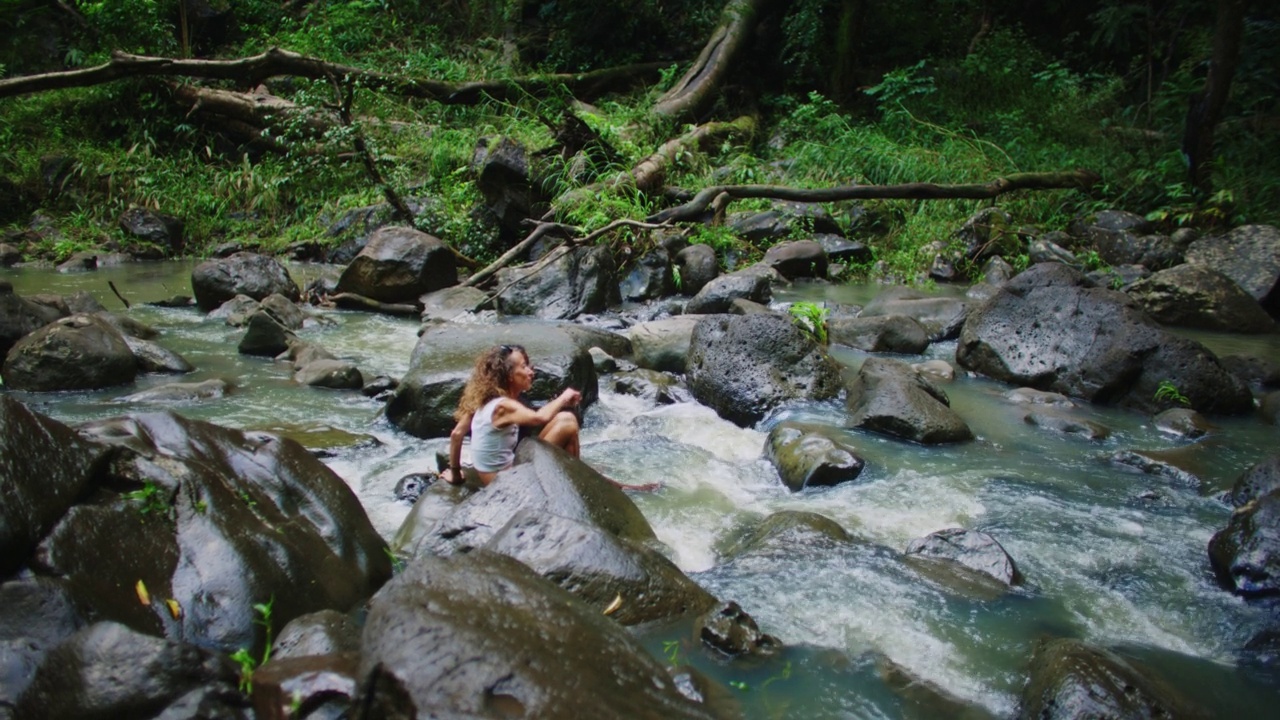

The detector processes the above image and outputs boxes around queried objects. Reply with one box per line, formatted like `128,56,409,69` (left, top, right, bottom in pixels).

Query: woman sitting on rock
441,344,584,486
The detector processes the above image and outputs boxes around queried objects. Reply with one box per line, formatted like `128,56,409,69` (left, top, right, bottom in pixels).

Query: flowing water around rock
5,262,1279,718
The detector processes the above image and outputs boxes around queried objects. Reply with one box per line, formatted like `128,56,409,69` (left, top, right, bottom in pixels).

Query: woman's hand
558,388,582,407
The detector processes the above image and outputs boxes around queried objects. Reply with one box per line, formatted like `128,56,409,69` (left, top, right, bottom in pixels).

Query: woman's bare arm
492,389,580,428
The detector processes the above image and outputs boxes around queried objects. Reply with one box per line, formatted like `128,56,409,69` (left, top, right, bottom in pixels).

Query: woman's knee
552,410,579,432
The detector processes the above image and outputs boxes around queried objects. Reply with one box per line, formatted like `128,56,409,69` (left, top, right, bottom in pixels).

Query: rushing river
5,260,1279,718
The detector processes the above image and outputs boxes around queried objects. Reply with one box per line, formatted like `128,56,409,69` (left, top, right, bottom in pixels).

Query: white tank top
470,397,518,472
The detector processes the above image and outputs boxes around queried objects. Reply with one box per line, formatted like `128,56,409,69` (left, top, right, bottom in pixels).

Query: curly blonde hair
455,344,526,420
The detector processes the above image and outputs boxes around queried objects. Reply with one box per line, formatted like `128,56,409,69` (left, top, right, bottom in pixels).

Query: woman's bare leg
539,411,580,457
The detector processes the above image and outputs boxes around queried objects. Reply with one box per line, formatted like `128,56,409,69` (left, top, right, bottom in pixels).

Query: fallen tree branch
555,115,756,211
647,170,1102,224
328,292,420,316
0,47,671,102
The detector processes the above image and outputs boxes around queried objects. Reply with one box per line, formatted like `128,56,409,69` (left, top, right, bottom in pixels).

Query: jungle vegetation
1,0,1276,281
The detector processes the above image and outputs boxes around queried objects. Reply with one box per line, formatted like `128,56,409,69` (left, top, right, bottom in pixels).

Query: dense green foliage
1,0,1276,279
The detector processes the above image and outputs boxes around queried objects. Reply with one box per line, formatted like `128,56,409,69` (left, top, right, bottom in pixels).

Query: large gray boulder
2,313,137,391
675,243,719,295
626,315,708,373
956,263,1252,415
620,248,676,301
403,438,655,557
1018,638,1202,719
358,550,725,720
41,411,392,653
1209,489,1280,598
1185,224,1280,315
385,323,600,439
334,225,457,304
191,252,300,312
846,357,973,444
686,313,842,427
684,267,772,314
496,244,619,320
119,207,185,257
1125,264,1274,333
0,397,111,577
762,240,827,280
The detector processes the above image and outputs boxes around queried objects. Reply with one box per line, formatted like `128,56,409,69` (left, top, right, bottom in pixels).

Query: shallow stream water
5,261,1279,718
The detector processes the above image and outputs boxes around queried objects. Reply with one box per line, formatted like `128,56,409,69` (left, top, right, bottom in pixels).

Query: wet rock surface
828,315,929,354
764,421,866,491
904,528,1022,586
2,313,137,391
1126,263,1274,333
686,312,841,427
845,357,972,444
358,550,723,720
957,264,1252,415
1019,638,1204,720
191,252,300,312
496,244,619,320
335,225,457,304
1210,489,1280,597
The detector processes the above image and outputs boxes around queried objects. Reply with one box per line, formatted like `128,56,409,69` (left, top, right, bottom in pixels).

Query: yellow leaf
603,594,623,615
135,580,150,606
165,599,183,620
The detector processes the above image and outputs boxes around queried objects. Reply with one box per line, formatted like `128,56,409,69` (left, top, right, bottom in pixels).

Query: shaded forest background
1,0,1277,280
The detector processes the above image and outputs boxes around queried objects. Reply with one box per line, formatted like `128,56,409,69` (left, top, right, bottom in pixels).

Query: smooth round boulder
191,252,300,312
1019,638,1202,719
2,313,136,391
765,421,866,492
685,268,772,314
827,315,929,354
621,248,675,301
293,359,363,389
845,357,973,444
675,243,719,295
723,510,853,560
335,225,457,304
763,240,828,280
237,310,296,357
358,550,727,720
1153,407,1213,438
271,610,362,660
485,509,716,625
904,528,1022,586
686,313,841,427
1126,264,1274,333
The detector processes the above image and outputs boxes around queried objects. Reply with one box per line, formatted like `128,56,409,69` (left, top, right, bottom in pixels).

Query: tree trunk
0,47,669,103
647,170,1102,224
651,0,777,119
1183,0,1245,195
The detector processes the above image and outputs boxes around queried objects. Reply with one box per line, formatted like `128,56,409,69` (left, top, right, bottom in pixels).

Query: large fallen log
0,47,670,102
646,170,1103,224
